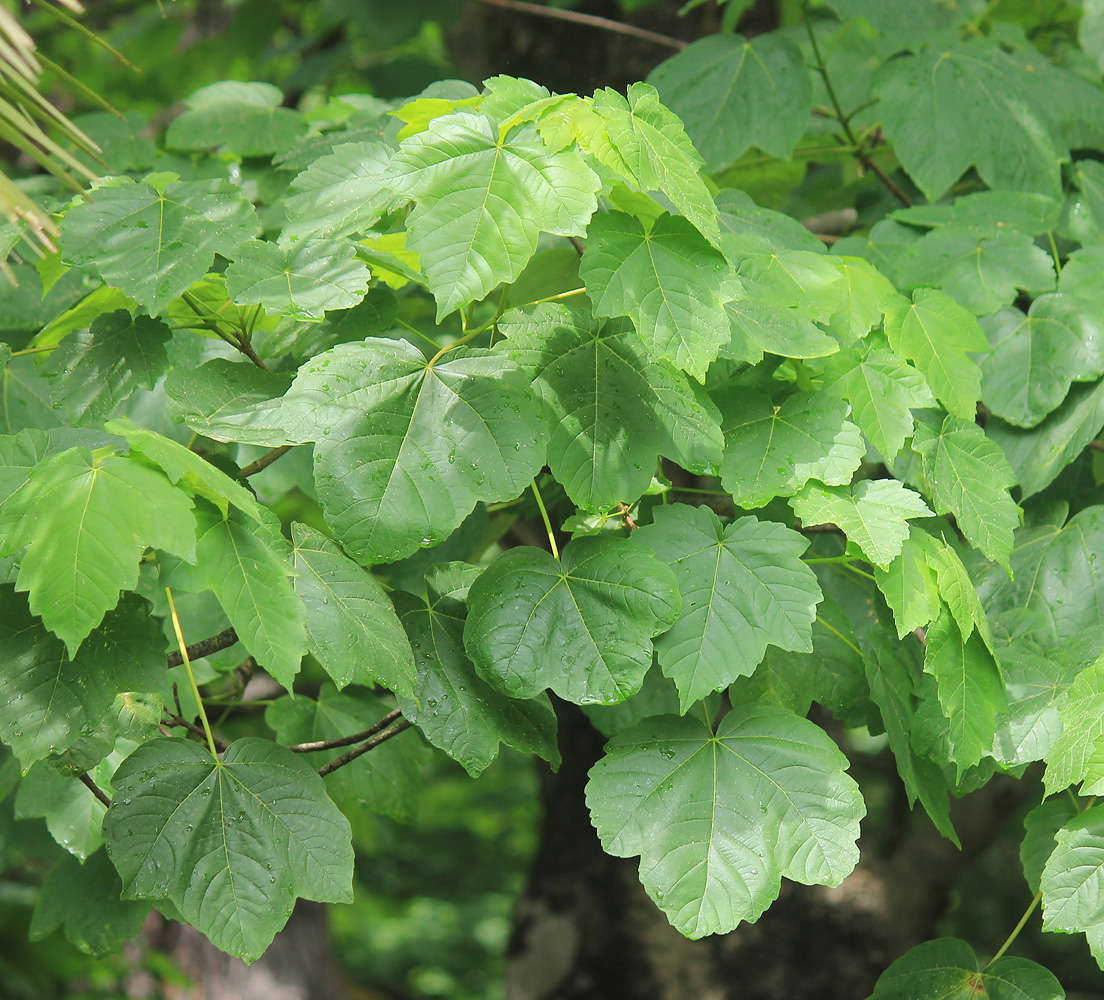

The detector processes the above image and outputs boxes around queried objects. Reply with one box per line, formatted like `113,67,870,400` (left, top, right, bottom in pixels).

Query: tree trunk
506,702,1030,1000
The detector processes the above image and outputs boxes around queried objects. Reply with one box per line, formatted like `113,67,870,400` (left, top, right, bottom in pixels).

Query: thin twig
79,773,111,809
317,720,413,777
290,709,403,753
164,711,230,752
166,626,239,668
616,503,638,530
240,445,293,477
478,0,686,49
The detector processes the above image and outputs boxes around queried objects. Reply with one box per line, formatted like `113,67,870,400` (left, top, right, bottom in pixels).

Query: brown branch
291,709,403,753
477,0,687,50
317,720,413,777
616,503,638,531
79,773,111,809
166,626,239,668
240,445,293,477
1088,439,1104,454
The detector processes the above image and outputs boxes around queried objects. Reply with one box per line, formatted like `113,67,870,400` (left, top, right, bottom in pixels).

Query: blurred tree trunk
505,702,1029,1000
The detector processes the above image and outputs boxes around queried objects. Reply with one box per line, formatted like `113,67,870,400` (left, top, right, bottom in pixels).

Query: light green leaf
874,527,942,640
870,938,1063,1000
716,389,865,508
736,249,844,324
30,850,151,957
723,297,838,364
1045,654,1104,795
634,504,821,711
165,81,304,157
15,761,106,859
291,523,415,694
393,567,560,777
927,539,993,649
580,211,736,381
924,611,1005,776
980,295,1104,429
225,239,371,322
884,288,989,419
281,142,401,243
8,449,196,654
995,642,1081,767
792,479,932,569
585,707,863,937
875,42,1065,201
463,538,680,705
827,257,898,343
892,191,1062,238
278,340,547,565
32,286,139,353
43,311,171,427
103,736,353,963
0,587,164,767
1041,804,1104,965
389,111,600,319
822,0,953,47
0,428,51,541
647,32,812,170
583,83,718,243
912,417,1019,570
715,188,824,258
60,176,259,314
498,304,722,510
266,685,422,822
1022,797,1079,894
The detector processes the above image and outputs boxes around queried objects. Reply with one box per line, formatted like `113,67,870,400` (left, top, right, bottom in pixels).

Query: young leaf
291,523,415,695
224,239,372,321
585,707,864,938
60,176,259,313
498,304,722,510
393,570,560,777
8,449,196,654
278,340,547,565
883,288,989,419
634,504,821,711
1045,654,1104,795
103,736,353,964
716,389,865,508
1041,804,1104,965
43,311,171,426
791,480,933,569
165,81,304,156
1022,797,1079,894
388,112,600,319
912,417,1018,570
874,528,942,639
579,211,736,381
463,538,680,705
647,32,812,170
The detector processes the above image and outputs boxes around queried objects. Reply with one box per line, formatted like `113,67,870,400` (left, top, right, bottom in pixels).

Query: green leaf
0,587,164,767
30,850,151,957
995,641,1081,766
715,188,824,257
870,938,1063,1000
291,523,415,694
827,257,899,343
8,449,196,654
224,239,372,322
165,359,294,447
716,389,865,508
581,661,683,737
463,538,680,704
1045,654,1104,795
278,340,547,564
389,111,600,319
927,540,993,649
42,311,171,426
0,428,51,541
165,81,304,157
281,142,401,243
178,502,306,690
874,42,1065,201
579,211,736,381
723,297,839,364
912,417,1018,570
32,286,139,354
883,288,988,419
498,304,722,510
1022,797,1079,894
585,707,863,937
647,32,812,170
583,83,718,243
266,685,422,822
923,611,1005,776
1,352,59,435
15,761,107,859
892,191,1062,238
874,528,942,639
634,504,821,711
60,176,259,314
393,567,560,776
823,345,935,459
1041,804,1104,964
895,229,1055,317
103,736,353,963
736,249,844,325
980,295,1104,429
792,480,933,569
822,0,952,46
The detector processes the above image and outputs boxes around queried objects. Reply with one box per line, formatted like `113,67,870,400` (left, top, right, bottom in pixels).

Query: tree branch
166,626,239,668
79,772,111,809
240,445,293,477
317,720,413,777
477,0,686,50
291,709,404,753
